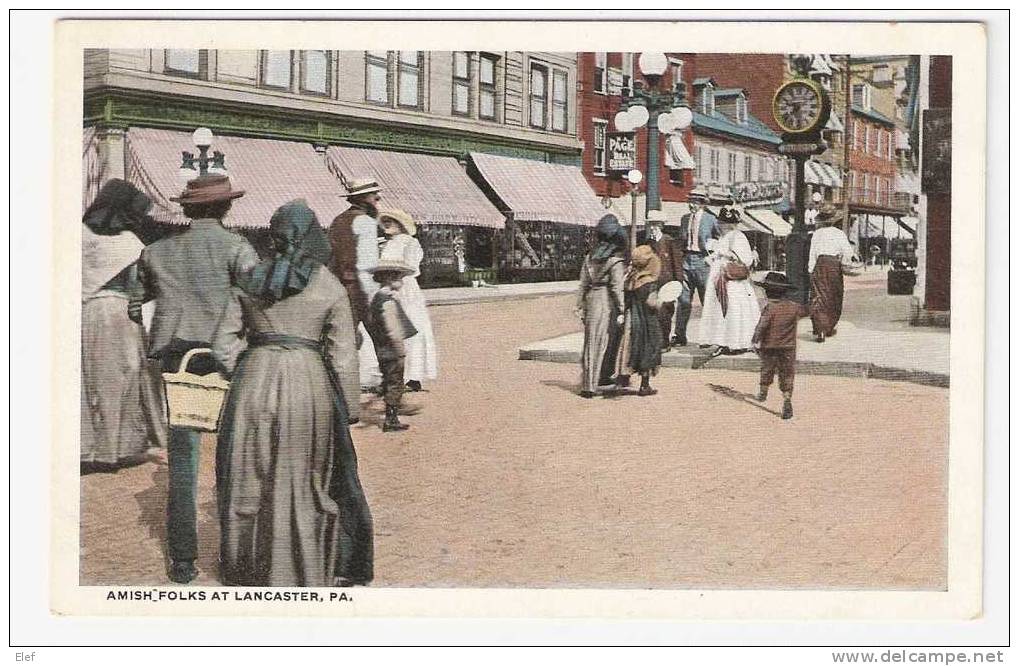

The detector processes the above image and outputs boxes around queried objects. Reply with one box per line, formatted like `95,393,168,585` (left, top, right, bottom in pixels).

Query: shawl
626,244,661,291
82,179,153,236
239,199,331,305
590,214,626,262
81,225,145,299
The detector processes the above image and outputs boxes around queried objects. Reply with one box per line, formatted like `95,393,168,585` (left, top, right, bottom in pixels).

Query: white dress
380,234,439,382
698,229,761,350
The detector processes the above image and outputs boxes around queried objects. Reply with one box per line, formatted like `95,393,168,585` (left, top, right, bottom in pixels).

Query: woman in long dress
808,206,856,342
81,179,167,468
616,244,663,396
213,200,373,587
698,207,761,356
575,214,626,398
377,209,438,392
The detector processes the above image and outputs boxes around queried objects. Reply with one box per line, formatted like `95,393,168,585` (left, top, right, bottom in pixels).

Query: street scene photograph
77,44,953,594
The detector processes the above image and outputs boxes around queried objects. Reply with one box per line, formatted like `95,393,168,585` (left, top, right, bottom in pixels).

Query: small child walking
366,259,418,432
751,272,808,420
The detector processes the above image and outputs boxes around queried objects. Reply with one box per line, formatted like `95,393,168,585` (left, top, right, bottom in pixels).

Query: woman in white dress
698,207,761,356
378,209,438,391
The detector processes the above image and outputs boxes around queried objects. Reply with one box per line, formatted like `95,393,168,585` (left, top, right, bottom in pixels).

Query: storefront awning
804,160,843,189
744,208,793,237
469,152,607,226
327,146,504,229
125,128,343,229
82,126,103,213
663,134,696,170
609,195,691,227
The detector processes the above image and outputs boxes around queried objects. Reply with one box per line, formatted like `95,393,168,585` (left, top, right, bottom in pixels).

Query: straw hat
379,208,417,237
344,177,382,198
645,209,668,225
170,174,245,204
754,271,793,291
370,258,415,277
687,186,709,203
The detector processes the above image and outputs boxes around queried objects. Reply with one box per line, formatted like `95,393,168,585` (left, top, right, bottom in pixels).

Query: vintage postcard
49,18,985,621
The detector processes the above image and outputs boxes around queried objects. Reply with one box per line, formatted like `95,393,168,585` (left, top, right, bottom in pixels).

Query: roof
468,152,607,226
124,128,343,229
692,109,782,146
713,87,746,98
692,77,716,87
326,145,504,229
852,105,896,127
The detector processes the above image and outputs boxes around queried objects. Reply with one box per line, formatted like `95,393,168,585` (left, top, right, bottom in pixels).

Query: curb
518,347,949,388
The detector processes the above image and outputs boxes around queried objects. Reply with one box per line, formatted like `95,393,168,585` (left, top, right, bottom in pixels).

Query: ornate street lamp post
179,127,227,178
616,52,692,219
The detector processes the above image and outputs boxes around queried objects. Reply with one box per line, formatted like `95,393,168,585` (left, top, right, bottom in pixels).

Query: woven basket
162,348,229,432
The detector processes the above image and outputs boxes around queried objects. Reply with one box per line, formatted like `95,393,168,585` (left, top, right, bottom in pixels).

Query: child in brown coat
751,272,808,420
365,259,418,432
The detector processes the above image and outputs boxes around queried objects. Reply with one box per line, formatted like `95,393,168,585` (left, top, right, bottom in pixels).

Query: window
875,176,882,203
695,146,704,181
743,154,752,182
735,95,748,124
875,129,883,156
621,52,634,90
593,52,607,93
728,153,738,183
530,63,548,129
301,50,330,95
709,148,720,182
262,50,292,89
593,120,607,175
452,52,470,115
164,49,205,78
552,70,568,132
863,173,870,202
366,51,389,104
887,131,894,160
864,125,871,153
852,83,871,110
398,51,422,108
872,64,891,83
479,53,498,120
700,84,715,115
669,58,683,90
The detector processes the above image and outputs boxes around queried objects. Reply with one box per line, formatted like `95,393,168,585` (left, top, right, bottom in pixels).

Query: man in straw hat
807,204,856,343
364,258,419,432
674,186,721,347
327,177,384,329
129,173,257,584
643,209,684,352
751,271,808,420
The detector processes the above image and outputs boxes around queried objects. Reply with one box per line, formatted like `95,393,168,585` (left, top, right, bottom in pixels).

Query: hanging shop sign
607,132,637,173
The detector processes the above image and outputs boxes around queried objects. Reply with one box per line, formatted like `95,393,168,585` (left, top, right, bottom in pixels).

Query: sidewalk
515,271,949,388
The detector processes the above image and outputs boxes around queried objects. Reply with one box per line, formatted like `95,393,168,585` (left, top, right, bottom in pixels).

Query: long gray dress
576,254,625,393
213,266,369,587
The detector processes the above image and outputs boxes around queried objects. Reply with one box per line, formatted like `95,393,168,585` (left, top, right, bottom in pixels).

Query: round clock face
773,80,825,134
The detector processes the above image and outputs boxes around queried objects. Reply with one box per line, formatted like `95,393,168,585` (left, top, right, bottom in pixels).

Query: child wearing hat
365,259,418,432
751,272,808,420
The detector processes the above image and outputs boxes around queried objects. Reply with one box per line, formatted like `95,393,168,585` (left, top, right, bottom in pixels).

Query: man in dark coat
674,187,721,346
129,173,257,584
326,177,383,329
643,209,684,351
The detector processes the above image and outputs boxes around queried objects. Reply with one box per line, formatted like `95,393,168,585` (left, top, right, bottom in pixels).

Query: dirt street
80,293,947,589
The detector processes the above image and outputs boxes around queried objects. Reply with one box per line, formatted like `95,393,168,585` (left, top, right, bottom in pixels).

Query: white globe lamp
671,106,693,130
192,127,214,149
614,110,634,132
628,104,650,128
637,52,669,78
626,169,643,185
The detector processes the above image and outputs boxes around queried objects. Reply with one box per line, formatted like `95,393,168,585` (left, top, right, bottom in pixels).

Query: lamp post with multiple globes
179,127,227,180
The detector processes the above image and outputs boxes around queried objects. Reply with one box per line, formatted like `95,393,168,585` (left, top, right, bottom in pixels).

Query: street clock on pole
772,78,831,136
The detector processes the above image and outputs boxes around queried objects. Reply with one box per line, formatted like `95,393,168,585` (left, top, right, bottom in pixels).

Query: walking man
129,174,257,584
327,178,384,330
674,188,721,346
643,209,684,351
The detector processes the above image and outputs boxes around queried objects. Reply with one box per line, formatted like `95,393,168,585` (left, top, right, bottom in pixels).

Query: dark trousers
676,253,710,339
379,355,405,407
658,300,676,344
759,348,796,395
167,426,201,563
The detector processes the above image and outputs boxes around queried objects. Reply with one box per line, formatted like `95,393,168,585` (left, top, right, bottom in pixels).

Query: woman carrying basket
213,200,373,588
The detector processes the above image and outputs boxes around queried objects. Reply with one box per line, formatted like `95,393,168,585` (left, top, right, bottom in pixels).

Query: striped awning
125,128,343,228
744,208,793,237
804,160,843,188
326,146,504,229
609,195,691,227
469,152,606,226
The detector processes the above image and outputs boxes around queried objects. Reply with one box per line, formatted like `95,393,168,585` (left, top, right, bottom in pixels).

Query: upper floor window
735,96,748,124
366,51,390,104
164,49,206,78
669,58,683,91
301,50,330,96
452,51,470,116
875,129,883,156
872,64,891,83
709,148,720,182
480,53,498,120
593,120,608,175
864,125,871,153
621,52,634,90
261,50,292,90
743,154,753,182
695,146,704,181
398,51,422,108
593,52,607,93
852,82,871,110
700,84,715,116
530,63,548,129
727,153,738,183
552,70,568,133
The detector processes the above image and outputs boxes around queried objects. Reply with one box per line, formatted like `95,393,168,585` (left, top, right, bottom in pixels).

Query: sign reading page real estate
607,132,637,173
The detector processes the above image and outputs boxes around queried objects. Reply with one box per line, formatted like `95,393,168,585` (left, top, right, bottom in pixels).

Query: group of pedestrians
575,196,857,421
80,169,439,587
